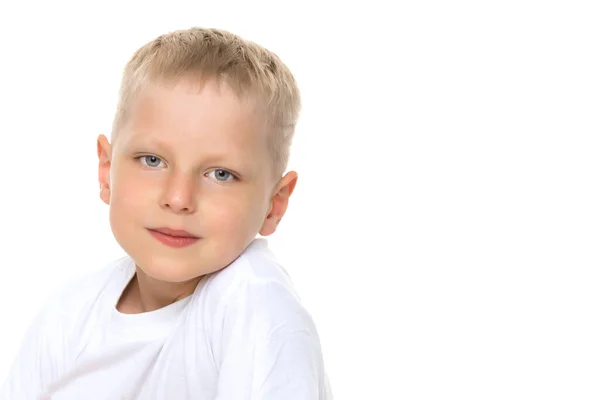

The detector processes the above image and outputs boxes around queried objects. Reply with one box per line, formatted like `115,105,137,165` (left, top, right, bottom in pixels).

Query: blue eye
208,169,234,182
139,155,165,168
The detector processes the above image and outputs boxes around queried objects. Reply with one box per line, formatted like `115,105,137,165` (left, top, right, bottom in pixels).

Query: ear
97,134,112,205
259,171,298,236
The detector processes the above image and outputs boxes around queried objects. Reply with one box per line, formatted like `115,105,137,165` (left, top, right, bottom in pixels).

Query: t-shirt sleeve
0,302,65,400
1,263,118,399
213,279,330,400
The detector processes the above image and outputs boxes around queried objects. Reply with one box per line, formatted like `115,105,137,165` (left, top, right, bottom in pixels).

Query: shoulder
38,256,133,326
200,238,317,335
33,255,134,349
0,257,135,398
197,240,331,399
208,239,296,293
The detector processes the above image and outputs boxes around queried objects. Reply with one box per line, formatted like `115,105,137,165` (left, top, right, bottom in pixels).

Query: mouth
147,227,200,248
149,227,199,238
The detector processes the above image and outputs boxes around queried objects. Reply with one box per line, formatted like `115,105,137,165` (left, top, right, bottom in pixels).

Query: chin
137,255,207,283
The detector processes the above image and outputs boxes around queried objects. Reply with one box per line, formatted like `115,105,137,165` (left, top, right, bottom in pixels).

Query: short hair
111,27,301,177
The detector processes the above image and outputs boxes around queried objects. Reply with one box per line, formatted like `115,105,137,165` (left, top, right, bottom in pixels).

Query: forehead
120,78,271,163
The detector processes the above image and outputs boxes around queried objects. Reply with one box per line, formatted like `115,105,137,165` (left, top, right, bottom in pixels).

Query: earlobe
97,134,112,205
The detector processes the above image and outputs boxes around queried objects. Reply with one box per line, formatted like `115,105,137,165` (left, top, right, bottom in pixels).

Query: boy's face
97,78,296,283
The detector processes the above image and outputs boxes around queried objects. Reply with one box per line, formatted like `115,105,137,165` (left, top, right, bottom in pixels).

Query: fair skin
97,78,297,314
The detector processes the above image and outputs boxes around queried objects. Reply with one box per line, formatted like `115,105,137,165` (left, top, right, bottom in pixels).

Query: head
97,27,300,283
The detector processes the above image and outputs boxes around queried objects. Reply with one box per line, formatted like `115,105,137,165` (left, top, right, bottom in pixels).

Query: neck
118,266,202,313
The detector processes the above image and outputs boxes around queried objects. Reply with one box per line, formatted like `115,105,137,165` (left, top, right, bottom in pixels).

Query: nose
160,170,197,214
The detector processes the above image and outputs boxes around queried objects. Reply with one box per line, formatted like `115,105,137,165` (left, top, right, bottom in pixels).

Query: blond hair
111,27,301,177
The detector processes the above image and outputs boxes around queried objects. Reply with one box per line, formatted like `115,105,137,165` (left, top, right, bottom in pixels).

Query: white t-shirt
1,239,332,399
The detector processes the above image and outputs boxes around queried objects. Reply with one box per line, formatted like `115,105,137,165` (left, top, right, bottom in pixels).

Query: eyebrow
125,134,171,153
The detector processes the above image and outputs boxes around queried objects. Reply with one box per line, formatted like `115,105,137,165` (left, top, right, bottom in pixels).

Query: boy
1,27,331,399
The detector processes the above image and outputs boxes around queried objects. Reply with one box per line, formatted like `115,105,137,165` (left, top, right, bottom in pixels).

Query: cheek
110,166,155,209
204,191,267,233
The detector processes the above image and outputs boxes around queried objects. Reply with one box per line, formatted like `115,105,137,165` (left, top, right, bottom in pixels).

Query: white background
0,1,599,398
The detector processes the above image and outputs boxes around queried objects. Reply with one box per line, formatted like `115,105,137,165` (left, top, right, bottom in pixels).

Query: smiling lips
147,227,200,248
